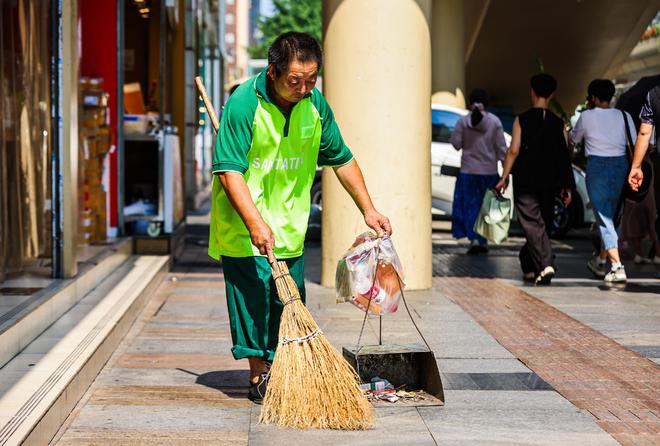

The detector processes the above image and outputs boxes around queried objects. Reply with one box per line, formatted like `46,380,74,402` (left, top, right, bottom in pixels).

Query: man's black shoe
248,372,269,404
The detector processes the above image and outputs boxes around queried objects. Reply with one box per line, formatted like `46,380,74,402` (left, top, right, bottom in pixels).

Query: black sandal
248,372,269,404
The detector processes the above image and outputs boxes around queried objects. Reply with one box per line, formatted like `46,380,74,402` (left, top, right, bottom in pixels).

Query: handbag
473,189,511,244
621,110,653,203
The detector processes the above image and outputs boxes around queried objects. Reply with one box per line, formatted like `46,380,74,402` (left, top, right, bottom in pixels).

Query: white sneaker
535,266,555,285
604,266,627,283
634,255,651,264
653,256,660,265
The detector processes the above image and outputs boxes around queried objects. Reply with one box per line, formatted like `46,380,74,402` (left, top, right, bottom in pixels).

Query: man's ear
267,65,275,80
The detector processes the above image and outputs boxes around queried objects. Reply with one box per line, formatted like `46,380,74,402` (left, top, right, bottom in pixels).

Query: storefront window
0,0,53,282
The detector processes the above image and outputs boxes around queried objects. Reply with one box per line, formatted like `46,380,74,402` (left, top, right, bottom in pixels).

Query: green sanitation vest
209,70,352,260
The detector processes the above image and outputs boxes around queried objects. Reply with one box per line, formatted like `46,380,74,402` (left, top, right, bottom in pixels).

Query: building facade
0,0,225,286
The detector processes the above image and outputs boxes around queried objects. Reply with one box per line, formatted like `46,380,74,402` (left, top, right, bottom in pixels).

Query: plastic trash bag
335,232,405,315
473,189,511,244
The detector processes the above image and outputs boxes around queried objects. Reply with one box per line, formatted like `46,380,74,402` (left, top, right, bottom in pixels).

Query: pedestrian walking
628,83,660,279
449,88,507,254
570,79,634,282
209,32,391,403
496,74,575,285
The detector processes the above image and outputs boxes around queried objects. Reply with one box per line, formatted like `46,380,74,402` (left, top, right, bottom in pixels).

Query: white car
431,103,594,236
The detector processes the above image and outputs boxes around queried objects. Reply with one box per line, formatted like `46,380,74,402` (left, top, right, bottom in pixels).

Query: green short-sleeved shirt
209,69,353,260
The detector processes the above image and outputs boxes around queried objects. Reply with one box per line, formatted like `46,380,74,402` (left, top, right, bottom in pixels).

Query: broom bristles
260,260,375,430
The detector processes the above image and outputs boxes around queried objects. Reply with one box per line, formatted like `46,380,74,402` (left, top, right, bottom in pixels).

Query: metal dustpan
343,290,444,406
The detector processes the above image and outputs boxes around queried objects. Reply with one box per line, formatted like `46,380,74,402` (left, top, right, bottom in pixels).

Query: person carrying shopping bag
450,89,507,254
496,74,575,285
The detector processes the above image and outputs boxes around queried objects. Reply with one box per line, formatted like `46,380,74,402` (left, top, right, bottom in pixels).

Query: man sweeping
209,32,392,403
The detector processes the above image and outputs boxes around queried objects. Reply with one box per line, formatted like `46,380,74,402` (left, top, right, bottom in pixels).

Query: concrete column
322,0,432,290
61,0,79,278
431,0,465,101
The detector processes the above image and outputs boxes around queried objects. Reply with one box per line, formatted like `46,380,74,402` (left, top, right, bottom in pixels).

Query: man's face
268,59,318,104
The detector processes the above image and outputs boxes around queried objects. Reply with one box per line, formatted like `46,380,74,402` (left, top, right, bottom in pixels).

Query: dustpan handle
354,244,433,355
397,278,433,353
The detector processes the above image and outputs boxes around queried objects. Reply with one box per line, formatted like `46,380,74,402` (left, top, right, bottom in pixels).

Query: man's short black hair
587,79,615,103
530,73,557,98
268,32,322,77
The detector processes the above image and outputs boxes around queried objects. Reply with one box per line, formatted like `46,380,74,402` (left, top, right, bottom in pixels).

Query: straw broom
261,255,375,430
194,76,374,430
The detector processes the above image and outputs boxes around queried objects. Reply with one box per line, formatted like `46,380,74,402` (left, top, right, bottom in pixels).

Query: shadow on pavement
176,368,250,397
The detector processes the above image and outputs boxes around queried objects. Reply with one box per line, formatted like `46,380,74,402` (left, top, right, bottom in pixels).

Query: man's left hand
364,209,392,238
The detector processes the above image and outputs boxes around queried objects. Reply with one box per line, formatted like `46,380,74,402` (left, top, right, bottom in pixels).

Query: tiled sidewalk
52,270,617,446
440,277,660,446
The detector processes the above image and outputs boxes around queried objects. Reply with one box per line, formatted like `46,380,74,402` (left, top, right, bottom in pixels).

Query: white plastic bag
335,232,405,315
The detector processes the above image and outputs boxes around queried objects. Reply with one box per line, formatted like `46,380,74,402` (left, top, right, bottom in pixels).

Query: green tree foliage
248,0,322,59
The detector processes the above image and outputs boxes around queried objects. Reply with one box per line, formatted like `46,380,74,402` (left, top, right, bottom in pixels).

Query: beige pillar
322,0,433,290
62,0,79,278
431,0,465,104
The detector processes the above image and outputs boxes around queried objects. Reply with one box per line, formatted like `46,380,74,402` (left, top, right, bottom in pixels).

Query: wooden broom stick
195,76,220,132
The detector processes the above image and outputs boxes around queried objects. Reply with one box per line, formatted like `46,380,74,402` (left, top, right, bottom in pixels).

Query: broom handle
195,76,220,133
266,246,277,265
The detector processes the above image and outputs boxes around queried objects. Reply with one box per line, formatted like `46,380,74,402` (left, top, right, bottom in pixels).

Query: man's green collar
254,69,272,103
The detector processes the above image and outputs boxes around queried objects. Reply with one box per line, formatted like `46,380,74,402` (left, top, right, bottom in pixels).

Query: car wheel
551,195,571,238
550,193,582,238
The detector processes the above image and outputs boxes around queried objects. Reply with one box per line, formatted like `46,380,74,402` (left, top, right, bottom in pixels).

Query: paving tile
126,339,232,355
419,406,619,446
170,286,224,296
116,353,246,370
442,373,553,391
437,358,530,374
137,326,229,341
57,431,247,446
95,367,250,388
64,404,251,433
87,385,249,407
248,406,436,446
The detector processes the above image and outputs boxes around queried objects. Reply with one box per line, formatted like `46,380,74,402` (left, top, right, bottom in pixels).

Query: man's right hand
249,220,275,258
628,167,644,192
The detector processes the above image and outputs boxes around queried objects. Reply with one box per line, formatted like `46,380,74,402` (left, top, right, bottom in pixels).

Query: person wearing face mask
209,32,391,403
449,89,507,254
